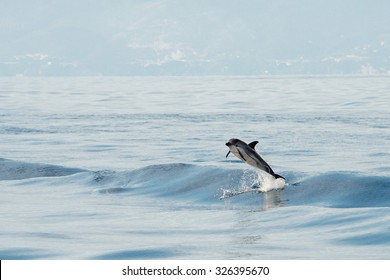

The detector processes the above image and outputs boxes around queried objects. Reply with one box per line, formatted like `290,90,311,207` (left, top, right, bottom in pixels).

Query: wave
90,163,390,209
287,172,390,208
0,158,85,180
1,158,389,209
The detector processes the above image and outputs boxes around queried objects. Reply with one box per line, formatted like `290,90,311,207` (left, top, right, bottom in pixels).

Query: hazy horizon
1,0,390,76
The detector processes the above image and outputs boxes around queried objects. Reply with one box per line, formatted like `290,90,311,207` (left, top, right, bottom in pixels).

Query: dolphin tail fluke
274,173,285,180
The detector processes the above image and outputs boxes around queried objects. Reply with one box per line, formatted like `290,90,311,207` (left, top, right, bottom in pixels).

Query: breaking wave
1,158,389,209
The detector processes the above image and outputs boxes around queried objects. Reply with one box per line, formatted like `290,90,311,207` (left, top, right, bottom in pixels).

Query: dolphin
225,138,285,180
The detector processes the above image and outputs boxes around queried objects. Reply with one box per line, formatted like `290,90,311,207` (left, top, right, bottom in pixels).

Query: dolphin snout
225,142,231,146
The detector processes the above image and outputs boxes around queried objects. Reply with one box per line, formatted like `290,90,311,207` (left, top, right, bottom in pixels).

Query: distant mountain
1,0,389,75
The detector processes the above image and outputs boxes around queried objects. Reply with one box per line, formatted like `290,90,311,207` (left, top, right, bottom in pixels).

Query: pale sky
1,0,389,75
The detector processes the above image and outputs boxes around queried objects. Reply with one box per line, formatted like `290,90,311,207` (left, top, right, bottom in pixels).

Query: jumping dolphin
225,138,285,180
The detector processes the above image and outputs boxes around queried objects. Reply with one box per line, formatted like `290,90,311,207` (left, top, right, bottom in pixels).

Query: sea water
0,76,389,259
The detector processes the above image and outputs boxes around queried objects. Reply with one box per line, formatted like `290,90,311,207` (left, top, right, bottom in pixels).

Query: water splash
256,170,286,192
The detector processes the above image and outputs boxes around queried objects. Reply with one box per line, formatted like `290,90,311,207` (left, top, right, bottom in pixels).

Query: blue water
0,76,389,259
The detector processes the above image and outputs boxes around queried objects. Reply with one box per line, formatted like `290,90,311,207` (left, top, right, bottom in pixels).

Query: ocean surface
0,76,389,259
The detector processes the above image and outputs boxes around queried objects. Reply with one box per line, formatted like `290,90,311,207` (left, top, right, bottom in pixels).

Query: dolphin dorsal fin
248,141,259,149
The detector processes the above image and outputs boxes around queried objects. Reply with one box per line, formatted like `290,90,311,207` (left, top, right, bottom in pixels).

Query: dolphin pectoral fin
225,151,231,158
248,141,259,149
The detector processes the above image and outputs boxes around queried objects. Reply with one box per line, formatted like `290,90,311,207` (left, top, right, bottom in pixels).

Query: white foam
256,170,287,192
